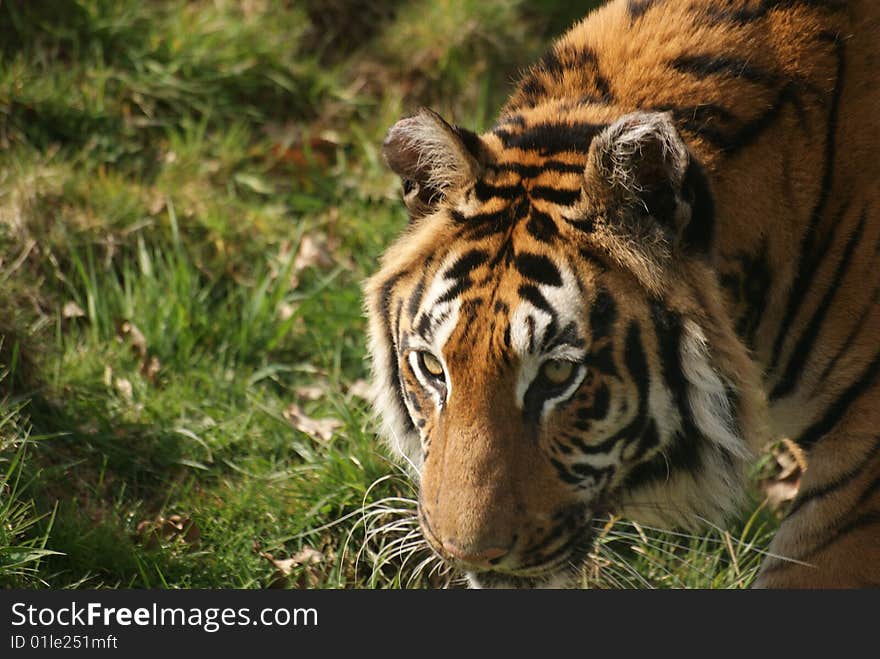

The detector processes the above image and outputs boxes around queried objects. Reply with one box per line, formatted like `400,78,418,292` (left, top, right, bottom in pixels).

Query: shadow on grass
19,392,194,587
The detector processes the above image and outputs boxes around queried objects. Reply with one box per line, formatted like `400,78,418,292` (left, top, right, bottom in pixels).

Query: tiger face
366,107,766,588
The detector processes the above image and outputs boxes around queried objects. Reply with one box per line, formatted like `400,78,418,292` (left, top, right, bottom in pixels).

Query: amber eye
419,351,445,379
540,359,575,386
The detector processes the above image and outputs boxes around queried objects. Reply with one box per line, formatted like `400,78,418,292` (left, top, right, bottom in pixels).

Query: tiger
364,0,880,588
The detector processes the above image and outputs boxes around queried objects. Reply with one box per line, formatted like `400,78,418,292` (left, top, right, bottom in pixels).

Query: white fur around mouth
466,569,580,589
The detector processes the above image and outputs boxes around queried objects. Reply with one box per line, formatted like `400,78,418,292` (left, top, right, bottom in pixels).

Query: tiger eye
541,360,575,385
420,351,445,378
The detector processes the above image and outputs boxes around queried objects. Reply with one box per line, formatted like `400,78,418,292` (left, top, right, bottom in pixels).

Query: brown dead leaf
260,547,324,576
147,190,166,216
278,301,297,321
259,546,325,588
266,125,339,172
115,320,162,385
117,320,148,358
282,403,342,441
291,546,324,566
285,234,337,289
293,234,335,273
140,355,161,383
347,379,372,401
135,514,201,550
62,301,86,319
114,377,133,401
294,384,326,401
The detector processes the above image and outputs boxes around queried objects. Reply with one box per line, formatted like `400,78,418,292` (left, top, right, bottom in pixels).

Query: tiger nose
441,539,510,568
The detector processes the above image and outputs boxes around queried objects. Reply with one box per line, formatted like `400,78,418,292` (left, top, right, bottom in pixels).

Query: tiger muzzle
417,403,576,574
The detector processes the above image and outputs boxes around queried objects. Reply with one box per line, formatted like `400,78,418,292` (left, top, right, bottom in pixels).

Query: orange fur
366,0,880,588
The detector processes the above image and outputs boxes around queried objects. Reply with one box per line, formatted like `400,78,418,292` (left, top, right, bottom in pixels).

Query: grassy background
0,0,781,589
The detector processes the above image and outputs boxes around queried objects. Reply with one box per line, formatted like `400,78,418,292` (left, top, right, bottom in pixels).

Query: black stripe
573,93,612,106
518,75,546,101
450,209,467,224
462,223,507,242
628,0,657,21
488,160,585,177
729,244,772,349
576,322,648,457
816,285,880,384
855,473,880,509
666,81,807,155
577,384,611,421
453,297,484,347
494,114,526,130
444,249,489,280
657,103,737,125
653,103,737,150
771,207,867,400
436,278,473,306
618,321,650,435
474,180,522,202
787,438,880,518
379,272,415,435
525,315,537,354
589,287,617,341
525,209,560,243
670,54,779,86
453,125,484,161
521,506,584,558
543,321,585,352
407,274,427,321
571,461,614,482
494,122,604,156
703,0,846,26
651,303,688,410
769,36,845,366
406,389,422,415
550,458,583,485
564,215,597,233
530,186,581,206
393,298,404,362
514,252,563,287
625,304,703,488
538,44,597,77
518,283,555,317
555,440,573,455
538,44,613,103
770,200,851,372
415,313,432,341
486,228,517,270
632,419,662,462
797,353,880,450
585,344,617,378
680,157,715,253
722,82,808,154
791,510,880,568
593,72,612,103
456,209,509,241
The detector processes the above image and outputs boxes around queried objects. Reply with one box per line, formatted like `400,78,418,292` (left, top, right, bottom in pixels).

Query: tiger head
365,106,767,588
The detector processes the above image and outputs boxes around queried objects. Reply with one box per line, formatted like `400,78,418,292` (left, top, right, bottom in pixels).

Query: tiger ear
383,108,486,220
585,112,714,254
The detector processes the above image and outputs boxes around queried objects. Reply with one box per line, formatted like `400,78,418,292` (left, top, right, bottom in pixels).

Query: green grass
0,0,780,589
